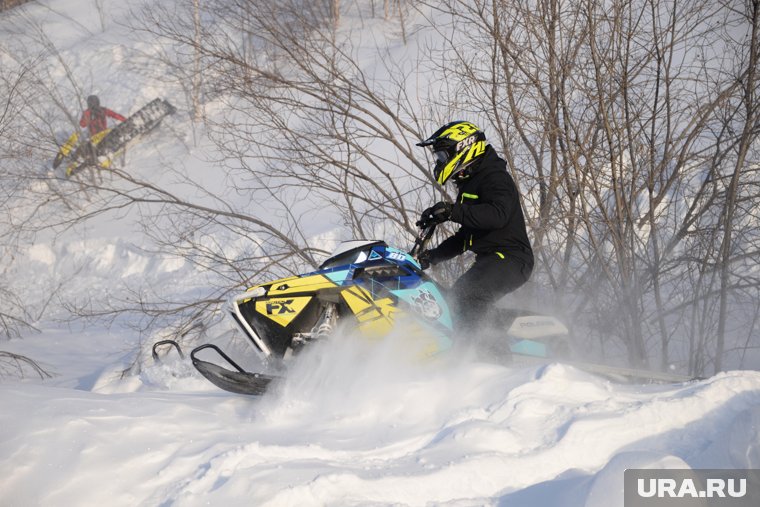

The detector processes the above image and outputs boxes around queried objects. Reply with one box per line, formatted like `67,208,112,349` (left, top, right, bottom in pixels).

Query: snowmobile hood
229,240,451,360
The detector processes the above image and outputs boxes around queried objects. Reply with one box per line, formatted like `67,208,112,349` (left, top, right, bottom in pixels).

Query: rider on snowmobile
416,121,534,332
79,95,126,136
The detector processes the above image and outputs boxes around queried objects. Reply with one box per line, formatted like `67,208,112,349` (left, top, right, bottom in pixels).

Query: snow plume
4,321,760,505
259,323,481,432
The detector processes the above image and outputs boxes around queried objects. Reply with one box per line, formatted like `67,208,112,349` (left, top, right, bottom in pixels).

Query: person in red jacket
79,95,126,136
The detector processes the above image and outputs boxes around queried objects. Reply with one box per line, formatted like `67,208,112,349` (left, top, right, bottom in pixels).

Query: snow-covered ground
3,327,760,506
1,1,759,506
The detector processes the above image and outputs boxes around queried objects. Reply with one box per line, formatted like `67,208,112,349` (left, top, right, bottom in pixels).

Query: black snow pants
449,253,532,333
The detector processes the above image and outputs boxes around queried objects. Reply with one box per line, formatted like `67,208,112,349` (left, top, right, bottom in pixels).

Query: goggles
432,149,449,164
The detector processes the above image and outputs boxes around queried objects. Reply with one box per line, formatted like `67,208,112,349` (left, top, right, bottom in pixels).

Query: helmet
417,121,487,185
87,95,100,109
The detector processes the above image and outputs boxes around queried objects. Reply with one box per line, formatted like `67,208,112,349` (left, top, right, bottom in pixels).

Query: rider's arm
428,227,467,264
105,108,127,122
450,171,516,230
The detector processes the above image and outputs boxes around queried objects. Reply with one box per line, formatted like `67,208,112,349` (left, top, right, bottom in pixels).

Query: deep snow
3,327,760,506
1,1,760,506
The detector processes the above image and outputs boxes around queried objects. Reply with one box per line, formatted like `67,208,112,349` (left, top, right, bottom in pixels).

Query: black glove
417,249,434,270
416,201,452,229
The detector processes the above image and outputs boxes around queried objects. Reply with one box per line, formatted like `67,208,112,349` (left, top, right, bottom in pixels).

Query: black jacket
430,145,534,268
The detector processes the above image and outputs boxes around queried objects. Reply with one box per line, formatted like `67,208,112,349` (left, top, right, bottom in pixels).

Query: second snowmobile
53,98,176,176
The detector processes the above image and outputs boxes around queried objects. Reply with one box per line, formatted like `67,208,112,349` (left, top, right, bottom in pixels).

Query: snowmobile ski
52,132,81,169
52,128,112,175
189,344,278,395
151,340,279,395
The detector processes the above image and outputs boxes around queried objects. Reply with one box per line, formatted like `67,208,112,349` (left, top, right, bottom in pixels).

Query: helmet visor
433,150,449,164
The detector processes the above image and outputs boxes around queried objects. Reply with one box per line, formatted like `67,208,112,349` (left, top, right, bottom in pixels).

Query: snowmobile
53,98,176,177
152,224,571,395
52,129,113,175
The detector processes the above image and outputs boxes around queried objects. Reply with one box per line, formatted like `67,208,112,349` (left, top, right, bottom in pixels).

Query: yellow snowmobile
52,129,115,176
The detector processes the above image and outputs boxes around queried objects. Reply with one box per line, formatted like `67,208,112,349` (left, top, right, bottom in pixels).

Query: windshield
319,240,386,269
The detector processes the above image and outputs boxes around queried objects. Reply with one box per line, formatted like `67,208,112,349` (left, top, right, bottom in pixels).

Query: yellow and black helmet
417,121,487,185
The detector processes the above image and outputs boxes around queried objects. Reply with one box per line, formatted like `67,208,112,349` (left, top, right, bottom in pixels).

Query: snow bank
2,327,760,506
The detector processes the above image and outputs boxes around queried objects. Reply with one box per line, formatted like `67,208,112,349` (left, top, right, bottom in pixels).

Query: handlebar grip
409,223,437,257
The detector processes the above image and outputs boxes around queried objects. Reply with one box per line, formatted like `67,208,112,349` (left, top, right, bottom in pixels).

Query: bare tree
714,0,760,373
421,0,760,373
0,52,39,339
130,0,448,243
2,0,757,377
0,351,52,379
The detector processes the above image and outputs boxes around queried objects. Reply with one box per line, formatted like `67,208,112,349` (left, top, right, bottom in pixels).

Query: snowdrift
1,334,759,506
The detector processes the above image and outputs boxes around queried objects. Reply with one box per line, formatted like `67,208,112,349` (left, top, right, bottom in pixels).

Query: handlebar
409,223,437,257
